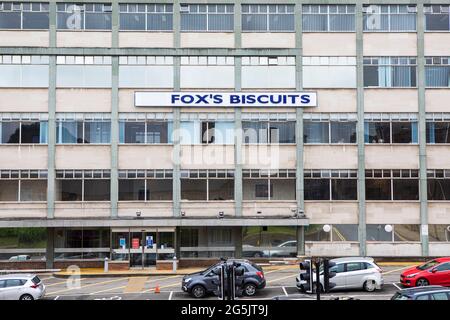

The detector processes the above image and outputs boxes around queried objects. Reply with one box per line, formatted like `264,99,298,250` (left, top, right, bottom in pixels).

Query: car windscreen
250,262,263,272
31,276,41,285
391,292,410,300
417,260,440,271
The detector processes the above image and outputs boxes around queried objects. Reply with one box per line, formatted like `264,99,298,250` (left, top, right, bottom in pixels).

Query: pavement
35,264,414,301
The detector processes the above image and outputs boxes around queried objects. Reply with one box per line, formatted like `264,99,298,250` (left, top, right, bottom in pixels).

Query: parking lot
38,264,411,300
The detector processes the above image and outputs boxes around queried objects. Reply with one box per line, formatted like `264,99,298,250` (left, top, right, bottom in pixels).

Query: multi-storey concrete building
0,1,450,270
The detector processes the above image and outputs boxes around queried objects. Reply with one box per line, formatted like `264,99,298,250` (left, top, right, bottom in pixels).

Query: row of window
2,3,450,32
2,57,450,88
3,119,450,145
2,169,450,202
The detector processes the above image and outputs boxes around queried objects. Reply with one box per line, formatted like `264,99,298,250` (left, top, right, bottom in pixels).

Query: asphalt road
38,265,410,301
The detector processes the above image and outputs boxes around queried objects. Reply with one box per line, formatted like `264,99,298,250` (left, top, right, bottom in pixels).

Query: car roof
0,274,35,280
398,286,449,295
435,257,450,263
330,257,375,263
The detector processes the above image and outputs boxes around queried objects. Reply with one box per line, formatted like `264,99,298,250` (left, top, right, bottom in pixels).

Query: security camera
218,211,224,218
180,211,186,217
136,211,141,218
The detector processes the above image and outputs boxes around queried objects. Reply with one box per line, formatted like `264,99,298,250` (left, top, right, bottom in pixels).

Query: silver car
296,257,384,292
0,274,46,300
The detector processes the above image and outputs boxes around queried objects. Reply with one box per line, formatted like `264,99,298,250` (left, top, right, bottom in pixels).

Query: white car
0,274,46,300
296,257,384,292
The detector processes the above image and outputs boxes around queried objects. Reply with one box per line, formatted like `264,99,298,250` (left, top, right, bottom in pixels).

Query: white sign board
135,91,317,108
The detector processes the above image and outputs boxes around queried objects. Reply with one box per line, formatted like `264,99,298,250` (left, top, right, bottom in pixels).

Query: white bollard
172,256,177,273
104,257,109,273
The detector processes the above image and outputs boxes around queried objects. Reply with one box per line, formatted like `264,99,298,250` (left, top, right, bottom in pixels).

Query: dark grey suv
181,259,266,298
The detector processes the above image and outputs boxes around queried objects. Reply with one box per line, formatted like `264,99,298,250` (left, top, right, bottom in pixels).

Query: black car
181,259,266,298
391,285,450,300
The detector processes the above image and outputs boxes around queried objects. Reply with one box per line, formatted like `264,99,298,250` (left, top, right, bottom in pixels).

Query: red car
400,257,450,287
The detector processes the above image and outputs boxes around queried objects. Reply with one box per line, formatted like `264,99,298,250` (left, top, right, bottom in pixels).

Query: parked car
296,257,384,292
181,259,266,298
262,241,297,258
8,255,31,262
0,274,46,300
400,257,450,287
391,286,450,300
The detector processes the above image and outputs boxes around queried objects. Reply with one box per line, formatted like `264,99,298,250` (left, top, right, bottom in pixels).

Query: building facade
0,0,450,269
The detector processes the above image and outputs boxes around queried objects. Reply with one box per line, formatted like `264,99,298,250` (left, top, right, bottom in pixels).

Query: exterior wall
366,202,421,224
118,32,174,48
304,146,358,169
0,31,49,47
242,145,296,169
56,89,111,112
366,243,422,257
242,201,296,217
180,33,234,48
241,33,295,48
119,89,173,113
0,89,48,112
306,242,360,257
427,147,450,169
424,33,450,56
241,66,296,88
304,202,359,224
180,145,235,169
302,33,356,56
364,89,418,112
180,201,235,217
57,31,112,47
304,89,356,113
55,146,111,169
118,146,174,169
180,66,235,88
365,146,419,169
428,203,450,224
363,33,417,56
54,202,111,218
0,146,47,169
429,243,450,257
118,202,173,218
0,203,46,219
425,90,450,113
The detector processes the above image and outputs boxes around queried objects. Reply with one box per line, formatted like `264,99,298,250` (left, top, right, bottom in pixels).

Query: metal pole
315,258,321,301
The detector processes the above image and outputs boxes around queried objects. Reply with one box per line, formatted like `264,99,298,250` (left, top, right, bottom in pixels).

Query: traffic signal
299,259,313,293
323,259,336,293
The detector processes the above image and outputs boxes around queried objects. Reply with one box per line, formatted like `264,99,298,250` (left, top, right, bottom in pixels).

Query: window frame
241,4,295,32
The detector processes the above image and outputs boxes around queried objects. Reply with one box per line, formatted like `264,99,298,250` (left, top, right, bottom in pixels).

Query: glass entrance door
130,231,144,268
143,231,157,267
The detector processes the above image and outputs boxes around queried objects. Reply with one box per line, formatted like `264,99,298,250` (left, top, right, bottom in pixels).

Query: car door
0,280,6,299
428,262,450,286
431,292,450,300
3,279,25,300
329,263,346,290
344,262,365,289
203,271,220,293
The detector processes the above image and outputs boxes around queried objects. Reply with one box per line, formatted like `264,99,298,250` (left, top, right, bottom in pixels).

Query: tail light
256,271,264,279
30,283,40,289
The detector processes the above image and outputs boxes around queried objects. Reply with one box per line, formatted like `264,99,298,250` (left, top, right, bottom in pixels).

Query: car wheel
243,283,257,296
190,285,206,298
363,280,376,292
20,294,34,301
416,278,429,287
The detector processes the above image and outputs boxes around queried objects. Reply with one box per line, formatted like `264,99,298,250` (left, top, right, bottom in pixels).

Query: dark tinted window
435,262,450,272
431,292,449,300
332,179,357,200
366,179,391,200
416,294,431,300
31,276,41,285
330,263,345,273
5,279,25,287
346,262,363,272
0,280,5,288
304,179,330,200
393,179,419,200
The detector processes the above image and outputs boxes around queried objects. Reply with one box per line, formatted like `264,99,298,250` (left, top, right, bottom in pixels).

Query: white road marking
392,282,402,290
383,265,414,275
282,286,288,296
169,291,173,300
54,296,59,300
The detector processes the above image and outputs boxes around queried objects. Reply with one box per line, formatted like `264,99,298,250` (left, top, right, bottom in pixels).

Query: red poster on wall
132,238,140,249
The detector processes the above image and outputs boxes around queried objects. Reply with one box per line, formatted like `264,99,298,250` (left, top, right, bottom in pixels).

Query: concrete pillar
233,227,243,258
46,228,55,269
417,3,429,256
356,3,367,256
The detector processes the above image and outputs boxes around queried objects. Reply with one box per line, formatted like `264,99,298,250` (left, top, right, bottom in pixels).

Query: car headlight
406,273,418,278
184,278,192,283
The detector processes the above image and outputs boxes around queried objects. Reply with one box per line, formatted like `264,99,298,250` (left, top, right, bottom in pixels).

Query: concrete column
295,3,305,256
175,227,181,259
110,56,119,218
356,3,367,256
46,228,55,269
233,227,243,259
46,59,56,218
417,3,429,256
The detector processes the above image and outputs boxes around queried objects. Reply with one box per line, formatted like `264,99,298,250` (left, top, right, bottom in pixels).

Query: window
0,2,49,29
428,225,450,242
424,5,450,31
432,293,450,300
180,120,233,145
201,121,215,144
243,169,296,201
346,262,363,272
119,3,173,31
363,5,417,32
54,228,110,259
366,169,419,201
367,224,420,242
243,121,295,144
364,57,417,87
56,170,110,201
305,224,331,241
56,119,110,144
242,226,297,258
180,4,233,31
181,169,234,201
118,169,172,201
303,5,355,32
242,4,294,32
0,121,45,144
0,55,49,88
304,170,358,201
56,56,112,88
331,122,357,143
0,170,47,202
425,57,450,87
119,120,172,144
435,262,450,271
304,121,328,143
304,120,357,144
365,121,418,144
427,170,450,200
303,56,357,88
57,3,112,30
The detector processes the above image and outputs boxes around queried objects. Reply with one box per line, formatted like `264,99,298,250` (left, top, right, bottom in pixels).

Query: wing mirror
212,267,222,275
431,268,437,273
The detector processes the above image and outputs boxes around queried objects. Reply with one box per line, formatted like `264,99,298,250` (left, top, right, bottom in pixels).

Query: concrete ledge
0,269,60,274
